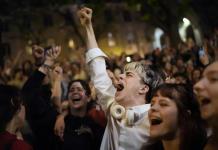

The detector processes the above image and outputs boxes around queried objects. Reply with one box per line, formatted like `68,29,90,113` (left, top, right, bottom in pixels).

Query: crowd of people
0,6,218,150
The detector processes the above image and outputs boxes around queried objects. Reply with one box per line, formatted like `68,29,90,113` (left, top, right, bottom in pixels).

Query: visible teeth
71,94,81,101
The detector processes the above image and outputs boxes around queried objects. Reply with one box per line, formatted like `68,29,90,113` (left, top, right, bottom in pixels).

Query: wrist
44,59,54,66
85,24,93,32
39,64,53,74
42,64,53,71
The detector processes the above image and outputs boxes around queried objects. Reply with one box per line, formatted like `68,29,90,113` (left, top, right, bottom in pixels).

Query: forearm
85,24,98,50
51,80,62,112
22,70,46,93
22,70,53,117
89,58,116,111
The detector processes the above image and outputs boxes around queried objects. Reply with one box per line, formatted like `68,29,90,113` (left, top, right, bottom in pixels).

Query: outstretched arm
78,7,116,111
51,65,63,113
78,7,98,49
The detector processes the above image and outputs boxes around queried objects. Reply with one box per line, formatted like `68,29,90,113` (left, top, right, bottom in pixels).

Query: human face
194,62,218,122
115,70,147,107
149,92,179,140
192,69,201,81
68,82,89,109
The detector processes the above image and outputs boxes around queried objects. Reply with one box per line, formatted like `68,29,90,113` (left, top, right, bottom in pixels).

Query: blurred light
183,18,191,26
126,56,131,62
25,45,32,55
179,18,191,42
153,28,164,49
28,40,32,45
68,39,75,49
108,32,116,47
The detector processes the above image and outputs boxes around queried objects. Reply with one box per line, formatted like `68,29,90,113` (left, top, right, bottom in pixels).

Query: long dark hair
0,85,22,132
150,83,207,150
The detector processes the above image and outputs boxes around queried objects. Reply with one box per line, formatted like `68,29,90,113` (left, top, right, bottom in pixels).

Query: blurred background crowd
1,0,218,90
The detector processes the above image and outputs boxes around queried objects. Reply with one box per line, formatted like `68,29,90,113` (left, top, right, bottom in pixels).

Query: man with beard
78,7,165,150
22,46,104,150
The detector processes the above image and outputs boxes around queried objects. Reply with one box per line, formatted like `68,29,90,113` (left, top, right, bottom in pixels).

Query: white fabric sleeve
86,48,116,111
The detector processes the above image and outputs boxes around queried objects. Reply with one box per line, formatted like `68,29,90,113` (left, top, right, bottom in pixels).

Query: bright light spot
153,28,164,49
68,39,75,49
108,32,116,47
183,18,191,26
126,56,131,62
179,18,191,42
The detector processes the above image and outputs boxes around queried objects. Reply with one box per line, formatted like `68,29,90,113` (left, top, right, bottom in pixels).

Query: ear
138,84,149,95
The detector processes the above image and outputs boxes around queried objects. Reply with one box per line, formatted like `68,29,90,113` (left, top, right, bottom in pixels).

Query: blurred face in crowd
164,62,172,72
68,81,90,110
176,59,184,68
192,69,201,82
149,92,179,140
194,61,218,123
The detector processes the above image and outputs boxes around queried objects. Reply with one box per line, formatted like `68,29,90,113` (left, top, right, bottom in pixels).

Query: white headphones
111,104,125,120
110,104,138,126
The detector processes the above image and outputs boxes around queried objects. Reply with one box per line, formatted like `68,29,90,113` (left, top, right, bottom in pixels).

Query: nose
118,73,125,80
119,73,125,79
194,78,205,94
150,103,159,112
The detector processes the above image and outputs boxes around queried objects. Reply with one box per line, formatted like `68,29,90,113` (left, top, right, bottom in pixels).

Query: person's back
0,84,33,150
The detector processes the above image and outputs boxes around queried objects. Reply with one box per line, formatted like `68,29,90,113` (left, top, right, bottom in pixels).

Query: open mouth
115,83,124,91
150,118,162,125
72,98,81,102
200,98,211,106
70,94,82,102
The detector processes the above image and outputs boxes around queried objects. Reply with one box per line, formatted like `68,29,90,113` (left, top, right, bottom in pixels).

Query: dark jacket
22,70,104,150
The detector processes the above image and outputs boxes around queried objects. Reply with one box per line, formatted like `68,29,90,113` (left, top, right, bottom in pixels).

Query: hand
32,45,45,66
77,7,92,26
44,46,61,66
52,66,63,81
54,114,65,141
16,130,24,140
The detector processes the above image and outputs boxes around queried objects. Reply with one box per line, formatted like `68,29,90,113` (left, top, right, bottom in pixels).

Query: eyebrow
125,71,135,75
205,70,218,76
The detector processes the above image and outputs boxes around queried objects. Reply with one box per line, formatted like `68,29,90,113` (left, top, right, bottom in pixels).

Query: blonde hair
124,61,165,102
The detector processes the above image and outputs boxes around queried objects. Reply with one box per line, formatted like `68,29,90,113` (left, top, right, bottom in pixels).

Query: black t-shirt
63,115,103,150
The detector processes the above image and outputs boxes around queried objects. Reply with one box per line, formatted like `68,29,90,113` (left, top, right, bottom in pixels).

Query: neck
70,107,87,117
117,96,145,108
162,136,180,150
5,118,18,135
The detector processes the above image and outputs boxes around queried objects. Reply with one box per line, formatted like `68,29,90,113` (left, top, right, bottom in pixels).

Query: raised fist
32,45,45,66
77,7,92,26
